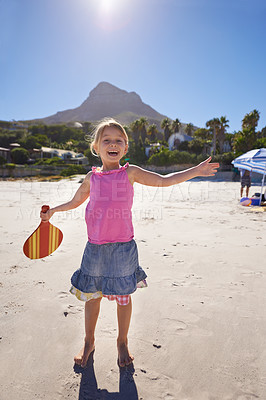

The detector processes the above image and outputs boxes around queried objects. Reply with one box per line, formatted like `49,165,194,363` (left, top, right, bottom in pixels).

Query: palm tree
171,118,181,134
147,124,158,142
234,110,260,154
138,117,148,143
123,125,133,141
130,120,141,143
206,118,220,155
193,128,212,141
242,109,260,131
217,116,229,153
161,118,171,142
185,123,194,137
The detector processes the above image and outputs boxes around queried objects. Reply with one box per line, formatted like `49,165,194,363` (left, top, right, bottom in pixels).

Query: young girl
40,118,219,368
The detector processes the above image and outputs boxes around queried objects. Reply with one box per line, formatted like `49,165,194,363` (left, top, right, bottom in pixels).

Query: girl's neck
100,161,122,172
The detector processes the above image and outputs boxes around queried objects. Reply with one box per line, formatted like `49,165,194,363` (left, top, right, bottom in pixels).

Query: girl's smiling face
94,126,128,167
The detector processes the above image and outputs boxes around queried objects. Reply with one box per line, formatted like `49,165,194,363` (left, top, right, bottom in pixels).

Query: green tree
148,148,172,166
233,110,260,155
254,137,266,148
148,148,199,166
185,123,194,136
178,141,189,151
147,124,158,142
20,135,41,150
171,118,181,134
212,152,235,166
206,118,220,155
193,128,212,141
34,134,49,146
127,138,147,164
0,121,12,129
161,118,171,142
225,132,235,148
242,109,260,130
76,140,91,152
29,124,47,136
0,129,25,147
217,116,229,153
138,117,148,143
129,120,141,143
233,131,247,155
260,127,266,138
11,148,29,164
188,138,204,155
84,148,101,166
82,122,94,135
233,128,258,155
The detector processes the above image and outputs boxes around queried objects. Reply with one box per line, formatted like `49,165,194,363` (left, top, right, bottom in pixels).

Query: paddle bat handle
41,205,50,213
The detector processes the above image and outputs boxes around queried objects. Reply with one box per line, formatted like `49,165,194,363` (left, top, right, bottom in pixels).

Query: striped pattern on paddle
23,205,63,259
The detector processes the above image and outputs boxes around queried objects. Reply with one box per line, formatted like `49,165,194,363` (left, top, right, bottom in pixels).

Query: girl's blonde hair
89,118,128,157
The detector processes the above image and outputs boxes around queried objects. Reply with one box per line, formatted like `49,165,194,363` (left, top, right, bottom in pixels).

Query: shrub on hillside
34,157,64,166
20,136,41,150
11,148,29,164
84,148,101,166
126,139,148,164
254,138,266,148
178,141,189,152
148,149,202,166
5,163,16,169
170,150,197,164
147,148,172,166
0,130,25,148
60,165,86,177
212,152,235,165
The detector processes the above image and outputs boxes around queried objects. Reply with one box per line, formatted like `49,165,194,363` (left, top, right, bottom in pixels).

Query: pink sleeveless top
85,163,134,244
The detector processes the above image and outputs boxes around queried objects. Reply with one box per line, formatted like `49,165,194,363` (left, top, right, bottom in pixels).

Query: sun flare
93,0,132,31
100,0,123,14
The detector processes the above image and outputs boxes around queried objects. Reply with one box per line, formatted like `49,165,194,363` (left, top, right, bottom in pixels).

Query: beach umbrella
232,148,266,205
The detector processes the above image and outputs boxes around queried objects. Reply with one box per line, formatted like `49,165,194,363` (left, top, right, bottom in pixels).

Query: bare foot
117,340,134,367
74,340,95,367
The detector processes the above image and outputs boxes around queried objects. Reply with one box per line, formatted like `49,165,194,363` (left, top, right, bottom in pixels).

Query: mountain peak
35,82,167,126
88,81,127,98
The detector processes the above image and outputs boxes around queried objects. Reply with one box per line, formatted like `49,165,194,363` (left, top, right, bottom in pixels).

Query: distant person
40,118,219,368
240,169,251,197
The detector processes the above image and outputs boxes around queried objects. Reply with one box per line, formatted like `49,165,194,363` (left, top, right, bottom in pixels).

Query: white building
41,147,88,165
0,147,10,162
168,132,193,150
145,143,163,157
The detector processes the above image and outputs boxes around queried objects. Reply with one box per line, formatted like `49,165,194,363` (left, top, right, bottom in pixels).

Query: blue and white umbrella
232,148,266,205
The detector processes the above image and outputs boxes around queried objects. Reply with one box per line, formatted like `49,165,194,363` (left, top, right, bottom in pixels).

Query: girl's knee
90,297,102,303
85,296,102,307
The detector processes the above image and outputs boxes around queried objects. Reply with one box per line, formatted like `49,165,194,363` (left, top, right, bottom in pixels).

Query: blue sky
1,0,266,133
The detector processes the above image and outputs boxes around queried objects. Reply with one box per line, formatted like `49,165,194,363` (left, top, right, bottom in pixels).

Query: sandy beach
0,176,266,400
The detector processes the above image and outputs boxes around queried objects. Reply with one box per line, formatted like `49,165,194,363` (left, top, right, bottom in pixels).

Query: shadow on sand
74,351,139,400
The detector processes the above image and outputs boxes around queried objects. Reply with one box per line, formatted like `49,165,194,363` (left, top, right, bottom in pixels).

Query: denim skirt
70,239,147,296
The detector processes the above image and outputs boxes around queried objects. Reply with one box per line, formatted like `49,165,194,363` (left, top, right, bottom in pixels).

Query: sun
95,0,131,32
100,0,123,15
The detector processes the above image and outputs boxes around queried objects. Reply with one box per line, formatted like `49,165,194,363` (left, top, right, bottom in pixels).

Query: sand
0,177,266,400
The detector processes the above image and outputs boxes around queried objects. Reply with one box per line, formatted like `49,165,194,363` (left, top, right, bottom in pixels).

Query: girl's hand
197,157,219,176
40,208,54,222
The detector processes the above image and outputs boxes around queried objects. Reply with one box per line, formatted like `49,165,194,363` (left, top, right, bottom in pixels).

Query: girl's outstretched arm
40,171,92,221
129,157,219,187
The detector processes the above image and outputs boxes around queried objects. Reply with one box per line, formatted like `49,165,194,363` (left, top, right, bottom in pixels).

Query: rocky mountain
34,82,168,126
